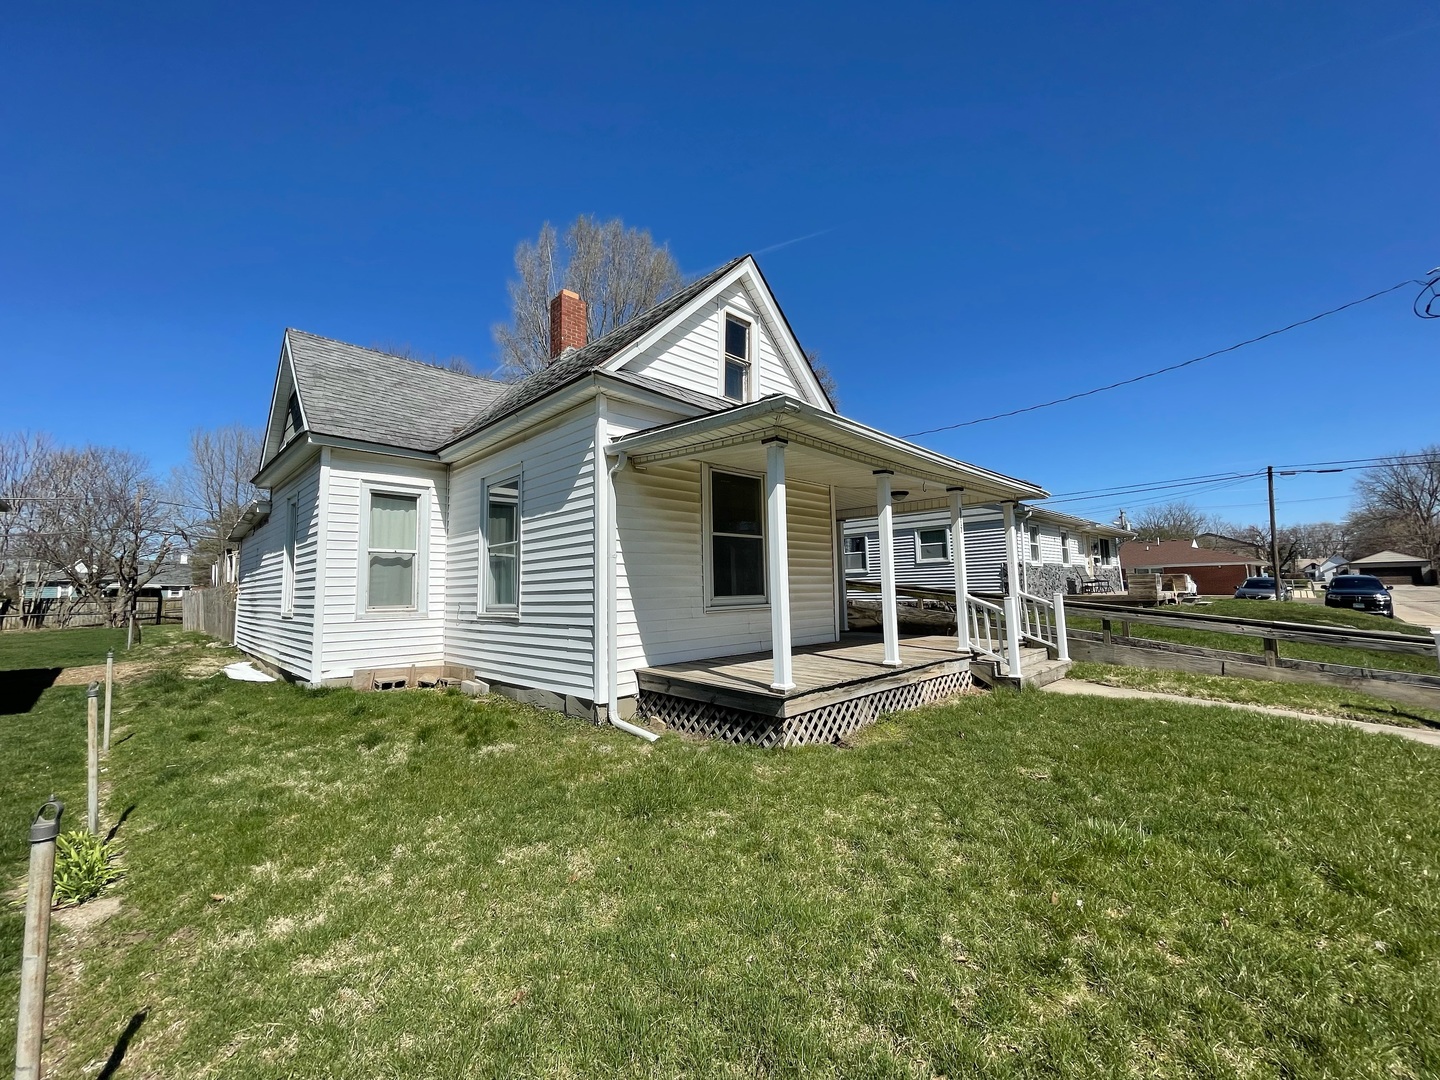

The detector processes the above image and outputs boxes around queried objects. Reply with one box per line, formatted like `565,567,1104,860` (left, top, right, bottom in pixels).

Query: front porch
636,633,973,748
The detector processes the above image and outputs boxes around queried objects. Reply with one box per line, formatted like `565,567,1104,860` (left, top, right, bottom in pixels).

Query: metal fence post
15,797,63,1080
103,649,114,754
87,682,100,835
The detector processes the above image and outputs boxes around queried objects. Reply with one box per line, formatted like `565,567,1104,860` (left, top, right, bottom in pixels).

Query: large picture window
709,469,765,602
916,527,949,563
367,492,419,609
484,476,520,612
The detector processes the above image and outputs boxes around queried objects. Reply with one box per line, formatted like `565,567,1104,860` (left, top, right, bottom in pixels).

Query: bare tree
1131,500,1219,541
173,425,263,581
23,445,176,626
0,431,51,615
805,348,840,408
493,216,684,378
1347,447,1440,564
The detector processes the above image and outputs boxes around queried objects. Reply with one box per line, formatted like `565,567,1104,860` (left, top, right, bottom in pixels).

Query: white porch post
1001,501,1024,677
765,438,794,691
948,487,970,653
876,470,901,666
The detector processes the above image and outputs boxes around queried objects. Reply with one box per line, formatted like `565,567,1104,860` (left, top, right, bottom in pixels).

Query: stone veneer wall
1022,562,1124,595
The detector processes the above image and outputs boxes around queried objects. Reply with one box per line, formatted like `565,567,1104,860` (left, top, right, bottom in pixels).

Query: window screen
368,492,418,609
485,477,520,611
711,470,764,600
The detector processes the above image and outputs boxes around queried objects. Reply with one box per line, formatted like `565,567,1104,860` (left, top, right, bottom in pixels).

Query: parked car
1234,576,1289,600
1322,574,1394,617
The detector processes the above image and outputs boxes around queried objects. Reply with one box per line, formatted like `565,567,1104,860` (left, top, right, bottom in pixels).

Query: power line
905,276,1429,437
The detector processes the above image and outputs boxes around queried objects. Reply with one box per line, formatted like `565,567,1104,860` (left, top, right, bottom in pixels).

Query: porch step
969,646,1072,691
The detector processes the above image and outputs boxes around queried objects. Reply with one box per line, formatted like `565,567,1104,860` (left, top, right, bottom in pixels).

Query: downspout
603,443,659,743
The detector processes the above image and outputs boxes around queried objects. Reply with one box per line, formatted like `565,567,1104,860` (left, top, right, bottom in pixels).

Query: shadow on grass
0,668,61,714
105,805,136,844
95,1009,146,1080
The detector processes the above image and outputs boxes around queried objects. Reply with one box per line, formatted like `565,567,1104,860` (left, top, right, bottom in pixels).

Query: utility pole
1267,466,1283,600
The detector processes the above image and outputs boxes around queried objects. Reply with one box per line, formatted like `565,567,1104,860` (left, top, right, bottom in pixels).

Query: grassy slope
1069,599,1438,675
0,626,129,671
1068,661,1440,729
3,641,1438,1078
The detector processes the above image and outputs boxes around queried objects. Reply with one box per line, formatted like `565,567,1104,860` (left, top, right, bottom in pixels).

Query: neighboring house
19,556,195,600
230,255,1062,744
843,506,1130,599
1302,555,1348,583
1119,539,1259,595
1343,550,1435,586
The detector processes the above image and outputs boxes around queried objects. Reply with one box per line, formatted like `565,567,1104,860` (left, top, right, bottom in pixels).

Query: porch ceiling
607,395,1046,517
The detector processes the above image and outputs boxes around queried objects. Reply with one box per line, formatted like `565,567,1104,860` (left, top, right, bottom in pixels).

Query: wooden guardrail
1064,601,1440,666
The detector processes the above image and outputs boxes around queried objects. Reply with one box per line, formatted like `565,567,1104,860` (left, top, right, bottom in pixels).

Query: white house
843,505,1130,600
231,256,1066,746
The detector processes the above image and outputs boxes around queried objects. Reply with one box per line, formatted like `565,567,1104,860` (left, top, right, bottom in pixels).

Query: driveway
1388,585,1440,629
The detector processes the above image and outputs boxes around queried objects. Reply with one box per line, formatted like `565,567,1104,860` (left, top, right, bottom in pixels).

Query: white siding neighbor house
843,506,1131,601
231,256,1073,746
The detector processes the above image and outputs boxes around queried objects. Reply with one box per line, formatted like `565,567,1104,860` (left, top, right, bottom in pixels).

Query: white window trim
356,482,430,618
1027,525,1042,565
1060,531,1071,565
703,463,768,610
718,308,754,403
478,469,523,619
280,496,297,618
843,535,868,575
914,526,950,565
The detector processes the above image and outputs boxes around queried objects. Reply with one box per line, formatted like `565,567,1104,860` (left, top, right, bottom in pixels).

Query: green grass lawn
1068,661,1440,730
0,625,129,671
1070,599,1440,675
5,638,1440,1077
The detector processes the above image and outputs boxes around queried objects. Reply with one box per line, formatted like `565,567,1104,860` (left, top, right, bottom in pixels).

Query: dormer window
723,314,750,402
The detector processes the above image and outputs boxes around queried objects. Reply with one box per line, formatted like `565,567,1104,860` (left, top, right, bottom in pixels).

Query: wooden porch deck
636,633,973,746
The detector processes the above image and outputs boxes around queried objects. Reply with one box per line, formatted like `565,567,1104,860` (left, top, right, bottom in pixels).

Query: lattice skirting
639,668,973,748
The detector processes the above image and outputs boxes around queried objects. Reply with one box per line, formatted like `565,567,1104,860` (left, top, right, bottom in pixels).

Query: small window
723,315,750,402
710,470,765,602
282,393,303,444
1028,526,1041,563
367,492,419,609
843,536,867,574
1060,531,1071,565
281,498,298,617
916,527,949,563
484,477,520,612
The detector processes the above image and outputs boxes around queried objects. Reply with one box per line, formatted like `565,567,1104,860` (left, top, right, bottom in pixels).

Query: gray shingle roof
285,330,509,453
444,257,747,446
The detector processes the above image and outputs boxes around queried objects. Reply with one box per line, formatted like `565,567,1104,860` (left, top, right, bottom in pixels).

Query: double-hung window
722,315,751,402
483,476,520,612
709,469,765,603
843,535,867,574
916,527,949,563
1060,531,1071,564
1028,526,1041,563
367,492,419,610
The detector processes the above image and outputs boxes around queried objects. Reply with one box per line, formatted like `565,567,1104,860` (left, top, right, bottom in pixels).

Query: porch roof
607,394,1046,516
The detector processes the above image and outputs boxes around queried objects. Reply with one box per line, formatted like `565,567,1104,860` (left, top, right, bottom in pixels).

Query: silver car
1234,576,1289,600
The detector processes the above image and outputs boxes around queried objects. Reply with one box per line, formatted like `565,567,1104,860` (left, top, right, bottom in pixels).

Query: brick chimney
549,289,587,359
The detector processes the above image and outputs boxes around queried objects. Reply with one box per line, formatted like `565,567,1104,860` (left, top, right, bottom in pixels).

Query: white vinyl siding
319,452,446,679
445,407,597,699
619,280,811,404
609,399,835,698
235,457,321,679
843,509,1007,599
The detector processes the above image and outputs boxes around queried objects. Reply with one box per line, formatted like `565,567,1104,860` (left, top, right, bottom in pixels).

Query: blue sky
2,2,1435,528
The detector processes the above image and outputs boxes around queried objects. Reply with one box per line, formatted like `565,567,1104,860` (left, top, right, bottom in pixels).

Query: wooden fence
182,587,235,644
0,597,181,631
1064,600,1440,710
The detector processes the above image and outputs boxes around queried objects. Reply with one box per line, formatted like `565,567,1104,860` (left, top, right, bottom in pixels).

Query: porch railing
964,595,1007,665
1015,590,1070,663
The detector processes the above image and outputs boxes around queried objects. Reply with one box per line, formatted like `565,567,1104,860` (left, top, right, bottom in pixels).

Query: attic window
282,393,303,444
723,315,750,402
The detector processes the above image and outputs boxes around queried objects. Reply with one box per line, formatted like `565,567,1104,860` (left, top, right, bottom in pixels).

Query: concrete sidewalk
1043,678,1440,749
1387,585,1440,630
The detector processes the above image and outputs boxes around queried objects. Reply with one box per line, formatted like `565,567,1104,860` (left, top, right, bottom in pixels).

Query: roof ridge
285,328,507,387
